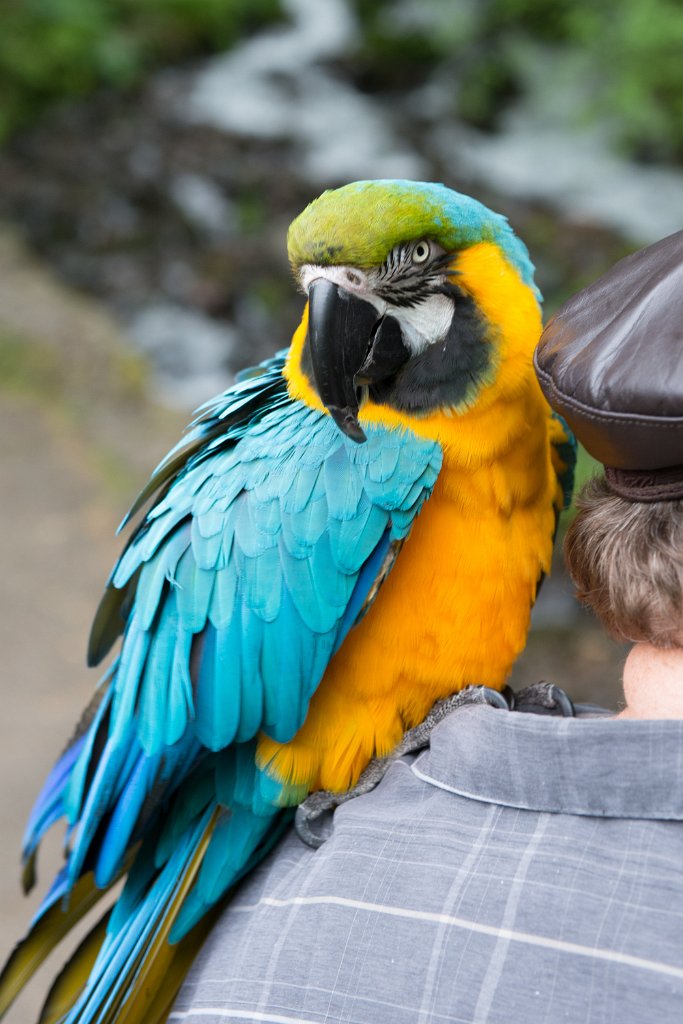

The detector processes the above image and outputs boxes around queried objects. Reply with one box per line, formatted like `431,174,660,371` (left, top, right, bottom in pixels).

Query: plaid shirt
173,703,683,1024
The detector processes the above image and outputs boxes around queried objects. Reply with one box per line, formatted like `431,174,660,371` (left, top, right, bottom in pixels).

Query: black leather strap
605,464,683,502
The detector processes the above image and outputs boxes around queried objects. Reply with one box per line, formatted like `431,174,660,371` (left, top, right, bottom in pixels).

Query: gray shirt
172,704,683,1023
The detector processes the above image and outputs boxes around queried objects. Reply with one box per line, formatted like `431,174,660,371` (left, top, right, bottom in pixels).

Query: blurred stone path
0,226,183,1022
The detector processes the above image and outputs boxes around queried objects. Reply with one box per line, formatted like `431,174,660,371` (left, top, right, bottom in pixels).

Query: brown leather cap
534,229,683,479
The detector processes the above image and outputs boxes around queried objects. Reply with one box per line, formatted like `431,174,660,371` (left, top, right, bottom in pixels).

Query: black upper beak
306,278,410,443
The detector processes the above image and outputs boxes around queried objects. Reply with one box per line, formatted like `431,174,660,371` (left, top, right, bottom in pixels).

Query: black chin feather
369,284,492,414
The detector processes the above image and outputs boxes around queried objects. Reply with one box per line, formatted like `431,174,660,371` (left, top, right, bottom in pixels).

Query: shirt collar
415,704,683,820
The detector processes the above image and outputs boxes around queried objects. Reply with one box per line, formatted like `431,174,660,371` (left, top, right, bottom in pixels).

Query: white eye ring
412,240,430,264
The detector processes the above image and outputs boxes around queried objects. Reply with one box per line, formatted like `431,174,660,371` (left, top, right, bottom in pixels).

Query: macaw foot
513,680,576,717
296,681,576,849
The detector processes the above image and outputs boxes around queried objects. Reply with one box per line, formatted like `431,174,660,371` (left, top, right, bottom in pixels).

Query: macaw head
286,179,542,442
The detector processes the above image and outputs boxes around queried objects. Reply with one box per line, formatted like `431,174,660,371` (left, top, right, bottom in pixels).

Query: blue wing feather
333,527,393,655
63,681,114,826
194,622,241,750
14,352,444,1021
94,751,160,887
21,737,87,872
175,546,216,632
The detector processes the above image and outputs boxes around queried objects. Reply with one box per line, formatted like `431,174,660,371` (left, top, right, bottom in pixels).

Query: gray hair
564,476,683,648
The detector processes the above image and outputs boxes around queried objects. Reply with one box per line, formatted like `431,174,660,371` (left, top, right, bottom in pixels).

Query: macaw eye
412,240,431,264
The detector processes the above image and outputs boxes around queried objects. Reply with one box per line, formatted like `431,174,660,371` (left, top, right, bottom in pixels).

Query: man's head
535,229,683,649
565,478,683,648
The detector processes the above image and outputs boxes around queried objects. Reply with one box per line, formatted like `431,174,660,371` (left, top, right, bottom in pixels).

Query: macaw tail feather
39,913,111,1024
0,871,110,1018
38,900,218,1024
38,798,291,1024
120,920,219,1024
51,805,219,1024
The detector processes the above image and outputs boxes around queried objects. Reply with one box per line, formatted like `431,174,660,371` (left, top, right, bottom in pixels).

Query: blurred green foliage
0,328,63,397
0,325,147,405
571,445,601,503
4,0,682,161
352,0,683,162
566,0,683,162
0,0,282,140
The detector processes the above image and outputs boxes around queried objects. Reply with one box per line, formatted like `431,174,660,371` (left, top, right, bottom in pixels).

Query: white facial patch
389,292,454,355
298,264,388,317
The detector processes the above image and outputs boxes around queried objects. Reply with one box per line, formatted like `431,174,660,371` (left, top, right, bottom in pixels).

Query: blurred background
1,0,682,1018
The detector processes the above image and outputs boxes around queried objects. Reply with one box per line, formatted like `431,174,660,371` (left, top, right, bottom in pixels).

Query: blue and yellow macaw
0,180,573,1023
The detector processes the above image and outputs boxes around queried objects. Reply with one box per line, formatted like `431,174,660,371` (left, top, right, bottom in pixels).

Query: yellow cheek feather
262,243,563,796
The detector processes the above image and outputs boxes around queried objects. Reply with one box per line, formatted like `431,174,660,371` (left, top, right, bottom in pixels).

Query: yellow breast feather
262,243,561,794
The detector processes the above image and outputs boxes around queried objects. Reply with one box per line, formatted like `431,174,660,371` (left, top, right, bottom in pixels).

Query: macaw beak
307,278,410,443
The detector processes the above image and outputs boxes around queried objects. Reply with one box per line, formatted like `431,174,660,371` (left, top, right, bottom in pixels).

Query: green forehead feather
287,179,538,295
